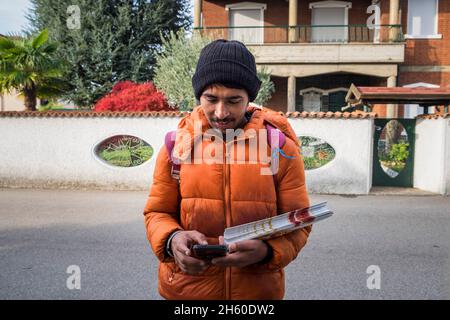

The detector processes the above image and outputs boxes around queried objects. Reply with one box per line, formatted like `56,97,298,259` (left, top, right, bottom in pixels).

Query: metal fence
195,24,404,44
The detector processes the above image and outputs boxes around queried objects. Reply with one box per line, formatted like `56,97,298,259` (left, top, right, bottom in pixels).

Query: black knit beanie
192,39,262,102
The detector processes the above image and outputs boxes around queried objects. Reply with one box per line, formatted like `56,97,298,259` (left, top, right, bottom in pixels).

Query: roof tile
357,86,450,95
0,110,378,119
416,113,450,119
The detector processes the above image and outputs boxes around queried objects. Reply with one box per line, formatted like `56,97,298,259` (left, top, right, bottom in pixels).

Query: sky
0,0,194,35
0,0,32,35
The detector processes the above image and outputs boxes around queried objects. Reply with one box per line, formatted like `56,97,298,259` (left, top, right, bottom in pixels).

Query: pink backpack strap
265,123,286,149
164,130,181,180
265,123,286,192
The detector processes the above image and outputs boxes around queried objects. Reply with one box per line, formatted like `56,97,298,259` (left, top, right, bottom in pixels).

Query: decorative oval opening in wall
94,135,153,167
297,136,336,170
377,120,409,178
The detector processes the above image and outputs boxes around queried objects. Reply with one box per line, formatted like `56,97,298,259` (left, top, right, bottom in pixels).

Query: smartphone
191,244,228,260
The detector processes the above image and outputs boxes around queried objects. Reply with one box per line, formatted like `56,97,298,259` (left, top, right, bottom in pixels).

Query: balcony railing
194,24,404,44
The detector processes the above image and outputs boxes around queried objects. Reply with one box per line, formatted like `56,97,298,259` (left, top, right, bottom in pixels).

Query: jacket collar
172,105,265,161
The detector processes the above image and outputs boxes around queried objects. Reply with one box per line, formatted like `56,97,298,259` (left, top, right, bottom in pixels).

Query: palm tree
0,29,67,111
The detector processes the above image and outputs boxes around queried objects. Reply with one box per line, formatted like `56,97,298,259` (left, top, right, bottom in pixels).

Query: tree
0,30,67,111
154,31,211,110
27,0,192,109
154,31,275,111
384,120,403,152
254,65,275,107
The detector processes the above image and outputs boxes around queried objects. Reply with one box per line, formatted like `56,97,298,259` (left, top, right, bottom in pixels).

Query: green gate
372,118,416,187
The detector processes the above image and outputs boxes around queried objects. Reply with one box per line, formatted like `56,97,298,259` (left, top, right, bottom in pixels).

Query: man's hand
171,230,209,275
211,236,269,268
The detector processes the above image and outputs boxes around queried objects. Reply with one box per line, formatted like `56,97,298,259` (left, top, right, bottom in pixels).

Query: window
300,87,348,112
403,82,439,118
229,9,263,43
328,90,348,112
407,0,441,39
226,2,267,44
372,1,381,43
303,91,322,112
310,1,352,43
300,88,325,112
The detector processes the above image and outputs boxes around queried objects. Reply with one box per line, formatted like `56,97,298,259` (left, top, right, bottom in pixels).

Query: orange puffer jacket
144,105,311,300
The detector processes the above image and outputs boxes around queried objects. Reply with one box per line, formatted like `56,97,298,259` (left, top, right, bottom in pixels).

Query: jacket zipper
223,141,231,300
223,135,252,299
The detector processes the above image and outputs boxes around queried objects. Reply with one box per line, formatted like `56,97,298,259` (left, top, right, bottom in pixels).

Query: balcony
196,24,404,44
195,24,405,64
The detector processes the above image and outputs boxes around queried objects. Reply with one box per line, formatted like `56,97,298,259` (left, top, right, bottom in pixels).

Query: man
144,39,311,300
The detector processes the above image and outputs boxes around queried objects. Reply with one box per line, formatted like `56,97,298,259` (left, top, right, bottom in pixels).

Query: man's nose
214,102,230,120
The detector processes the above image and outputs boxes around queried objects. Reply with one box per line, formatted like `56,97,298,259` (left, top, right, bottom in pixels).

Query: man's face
200,84,249,132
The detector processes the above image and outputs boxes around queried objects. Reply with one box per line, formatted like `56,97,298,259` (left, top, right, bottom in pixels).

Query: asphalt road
0,188,449,300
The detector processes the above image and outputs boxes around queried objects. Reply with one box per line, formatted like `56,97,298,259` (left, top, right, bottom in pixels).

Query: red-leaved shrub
94,81,175,112
110,80,138,94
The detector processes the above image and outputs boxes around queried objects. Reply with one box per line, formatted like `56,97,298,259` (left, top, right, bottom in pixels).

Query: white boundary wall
414,117,450,195
289,118,374,195
0,117,179,191
0,115,374,194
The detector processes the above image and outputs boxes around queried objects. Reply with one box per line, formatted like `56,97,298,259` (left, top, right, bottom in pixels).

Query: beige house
194,0,449,118
0,90,25,111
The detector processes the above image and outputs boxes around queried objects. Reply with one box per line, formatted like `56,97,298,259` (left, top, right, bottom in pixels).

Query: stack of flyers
223,202,333,245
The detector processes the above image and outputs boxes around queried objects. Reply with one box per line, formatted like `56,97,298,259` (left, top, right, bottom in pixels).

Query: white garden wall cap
284,111,377,119
0,110,190,118
416,113,450,120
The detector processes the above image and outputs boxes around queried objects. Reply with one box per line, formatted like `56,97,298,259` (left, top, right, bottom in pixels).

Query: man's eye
228,100,240,104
